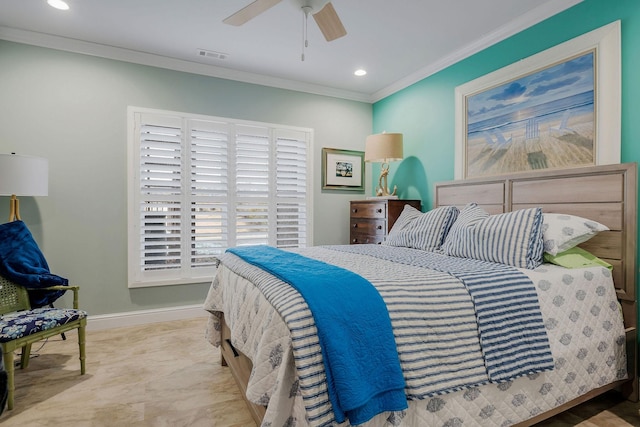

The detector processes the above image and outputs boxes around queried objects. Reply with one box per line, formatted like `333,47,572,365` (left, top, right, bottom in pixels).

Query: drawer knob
376,208,383,213
353,224,358,228
352,208,358,213
352,238,358,243
377,225,382,230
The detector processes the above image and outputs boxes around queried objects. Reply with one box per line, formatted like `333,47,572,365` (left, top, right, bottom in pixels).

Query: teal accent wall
373,0,640,208
372,0,640,339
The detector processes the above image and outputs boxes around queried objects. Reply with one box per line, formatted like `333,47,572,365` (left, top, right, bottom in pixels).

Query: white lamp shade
0,154,49,196
364,133,403,163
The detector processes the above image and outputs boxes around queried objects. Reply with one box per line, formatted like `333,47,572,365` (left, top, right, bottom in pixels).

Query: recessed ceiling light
354,69,367,77
47,0,70,10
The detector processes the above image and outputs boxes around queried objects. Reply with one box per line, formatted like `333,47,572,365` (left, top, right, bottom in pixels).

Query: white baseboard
86,304,208,331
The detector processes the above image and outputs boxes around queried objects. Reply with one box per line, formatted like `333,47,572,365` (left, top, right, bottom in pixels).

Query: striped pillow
383,204,458,251
442,203,544,269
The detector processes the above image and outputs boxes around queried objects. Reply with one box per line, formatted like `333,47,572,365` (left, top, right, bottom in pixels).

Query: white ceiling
0,0,581,102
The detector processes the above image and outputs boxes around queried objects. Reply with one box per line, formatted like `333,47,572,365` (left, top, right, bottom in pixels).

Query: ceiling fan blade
223,0,283,26
312,2,346,41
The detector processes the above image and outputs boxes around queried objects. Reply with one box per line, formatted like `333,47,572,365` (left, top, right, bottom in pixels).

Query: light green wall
0,40,372,315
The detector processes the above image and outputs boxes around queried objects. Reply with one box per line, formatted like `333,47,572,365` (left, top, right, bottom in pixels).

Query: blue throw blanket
0,221,67,308
227,245,407,425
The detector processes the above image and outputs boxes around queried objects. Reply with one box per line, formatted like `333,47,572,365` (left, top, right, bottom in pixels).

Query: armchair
0,275,87,410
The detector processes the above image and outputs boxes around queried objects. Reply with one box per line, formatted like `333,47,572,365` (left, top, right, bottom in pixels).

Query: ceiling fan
223,0,347,43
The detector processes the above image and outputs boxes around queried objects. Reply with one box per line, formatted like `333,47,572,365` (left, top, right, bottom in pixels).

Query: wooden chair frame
1,282,86,410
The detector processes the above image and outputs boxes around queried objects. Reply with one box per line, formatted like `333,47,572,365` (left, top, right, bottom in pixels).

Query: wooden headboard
434,162,638,400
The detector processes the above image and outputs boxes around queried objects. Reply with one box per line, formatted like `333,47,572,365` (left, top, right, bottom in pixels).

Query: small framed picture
321,148,364,192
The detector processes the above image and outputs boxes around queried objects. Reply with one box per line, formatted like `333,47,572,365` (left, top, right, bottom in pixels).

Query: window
127,107,312,287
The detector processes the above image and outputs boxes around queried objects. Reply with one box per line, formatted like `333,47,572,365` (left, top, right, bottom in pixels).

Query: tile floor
0,317,638,426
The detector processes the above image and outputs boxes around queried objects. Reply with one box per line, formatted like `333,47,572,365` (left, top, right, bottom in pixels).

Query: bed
204,162,638,426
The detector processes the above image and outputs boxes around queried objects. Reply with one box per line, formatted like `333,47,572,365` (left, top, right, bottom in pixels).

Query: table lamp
0,153,49,222
364,132,403,197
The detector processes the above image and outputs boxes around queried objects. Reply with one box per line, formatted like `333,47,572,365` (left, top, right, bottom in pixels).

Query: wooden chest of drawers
349,199,421,244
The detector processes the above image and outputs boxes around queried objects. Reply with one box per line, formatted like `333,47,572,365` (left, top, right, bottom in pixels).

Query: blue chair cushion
0,308,87,343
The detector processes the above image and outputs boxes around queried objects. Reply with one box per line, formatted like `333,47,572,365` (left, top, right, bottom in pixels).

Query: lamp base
376,163,398,197
8,194,20,222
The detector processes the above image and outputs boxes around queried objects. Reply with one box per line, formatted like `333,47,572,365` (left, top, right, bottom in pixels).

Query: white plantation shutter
128,108,312,287
235,125,270,247
137,115,184,275
276,129,308,248
189,120,229,268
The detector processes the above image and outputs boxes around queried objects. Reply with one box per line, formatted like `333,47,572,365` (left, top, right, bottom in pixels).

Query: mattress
204,245,627,426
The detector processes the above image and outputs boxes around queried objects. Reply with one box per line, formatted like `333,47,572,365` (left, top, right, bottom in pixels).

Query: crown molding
0,26,372,103
0,0,582,105
370,0,583,102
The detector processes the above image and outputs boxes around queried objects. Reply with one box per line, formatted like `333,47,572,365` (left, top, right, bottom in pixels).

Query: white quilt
204,246,627,427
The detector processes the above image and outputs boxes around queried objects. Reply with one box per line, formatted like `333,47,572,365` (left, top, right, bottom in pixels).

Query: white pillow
542,213,609,256
383,204,458,251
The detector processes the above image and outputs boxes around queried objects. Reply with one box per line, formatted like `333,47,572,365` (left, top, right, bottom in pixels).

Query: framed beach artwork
454,21,621,179
321,148,364,191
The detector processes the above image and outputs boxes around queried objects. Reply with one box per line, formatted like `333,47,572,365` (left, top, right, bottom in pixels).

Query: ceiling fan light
47,0,69,10
354,69,367,77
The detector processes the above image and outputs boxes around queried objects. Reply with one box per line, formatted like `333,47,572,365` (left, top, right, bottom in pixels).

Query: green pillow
544,246,612,270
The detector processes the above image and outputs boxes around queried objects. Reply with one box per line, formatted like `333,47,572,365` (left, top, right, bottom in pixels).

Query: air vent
196,49,229,60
